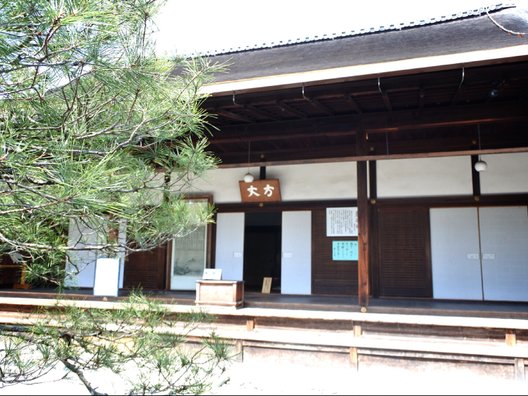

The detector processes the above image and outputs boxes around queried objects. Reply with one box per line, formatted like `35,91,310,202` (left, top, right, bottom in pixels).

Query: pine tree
0,0,220,286
0,1,232,393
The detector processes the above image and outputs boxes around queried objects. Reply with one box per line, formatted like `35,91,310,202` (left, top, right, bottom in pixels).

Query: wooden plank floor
0,287,527,319
1,287,527,382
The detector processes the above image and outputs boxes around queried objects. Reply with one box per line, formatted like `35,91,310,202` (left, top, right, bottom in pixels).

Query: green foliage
0,0,222,286
0,291,233,394
0,1,232,393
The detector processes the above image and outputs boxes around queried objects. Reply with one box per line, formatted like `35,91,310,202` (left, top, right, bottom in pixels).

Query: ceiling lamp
243,172,254,183
474,124,487,172
474,160,487,172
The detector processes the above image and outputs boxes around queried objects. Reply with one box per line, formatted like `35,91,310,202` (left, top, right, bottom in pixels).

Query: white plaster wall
188,162,357,203
65,219,98,288
129,171,165,206
479,153,528,194
117,219,126,288
188,168,244,202
66,218,126,289
377,156,472,198
214,213,245,281
268,163,357,201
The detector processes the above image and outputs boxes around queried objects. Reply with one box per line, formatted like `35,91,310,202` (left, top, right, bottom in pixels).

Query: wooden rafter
276,100,307,118
215,109,252,123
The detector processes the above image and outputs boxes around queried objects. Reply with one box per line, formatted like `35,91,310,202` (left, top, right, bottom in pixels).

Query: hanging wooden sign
239,179,281,203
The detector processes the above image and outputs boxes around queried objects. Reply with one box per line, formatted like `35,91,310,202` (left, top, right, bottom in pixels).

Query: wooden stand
195,280,244,307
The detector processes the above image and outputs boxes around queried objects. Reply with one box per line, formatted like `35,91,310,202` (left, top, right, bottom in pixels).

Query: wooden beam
216,146,528,168
209,127,356,144
344,93,363,114
276,99,307,118
418,84,425,109
378,78,392,111
210,123,525,162
215,109,252,123
212,101,527,136
305,97,334,115
449,67,465,104
243,104,280,121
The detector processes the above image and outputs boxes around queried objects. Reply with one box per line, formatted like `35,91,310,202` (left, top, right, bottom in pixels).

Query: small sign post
332,240,359,261
261,277,272,294
202,268,222,280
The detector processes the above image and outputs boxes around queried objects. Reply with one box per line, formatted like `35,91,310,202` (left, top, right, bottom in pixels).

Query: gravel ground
209,359,527,395
1,357,526,395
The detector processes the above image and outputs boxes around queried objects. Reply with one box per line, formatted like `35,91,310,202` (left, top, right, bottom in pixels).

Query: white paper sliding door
170,199,210,290
215,212,245,281
170,224,207,290
281,211,311,295
480,206,528,302
431,206,528,302
430,208,483,300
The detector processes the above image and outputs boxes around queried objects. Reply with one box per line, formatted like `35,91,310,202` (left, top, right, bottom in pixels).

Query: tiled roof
200,2,517,56
199,4,528,88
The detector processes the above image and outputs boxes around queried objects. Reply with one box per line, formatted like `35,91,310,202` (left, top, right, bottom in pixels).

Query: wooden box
195,280,244,307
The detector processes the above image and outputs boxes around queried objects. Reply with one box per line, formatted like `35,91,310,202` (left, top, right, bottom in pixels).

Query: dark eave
202,6,528,94
197,5,528,167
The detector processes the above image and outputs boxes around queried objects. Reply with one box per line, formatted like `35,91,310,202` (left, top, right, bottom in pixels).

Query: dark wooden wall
120,195,524,297
123,243,167,290
310,203,434,298
311,208,358,295
0,254,21,288
375,206,432,298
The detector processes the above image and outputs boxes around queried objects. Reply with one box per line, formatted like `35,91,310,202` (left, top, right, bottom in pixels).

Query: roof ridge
197,2,517,58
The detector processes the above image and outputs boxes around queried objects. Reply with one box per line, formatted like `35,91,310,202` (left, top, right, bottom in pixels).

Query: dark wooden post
356,128,370,311
470,154,481,199
357,160,369,311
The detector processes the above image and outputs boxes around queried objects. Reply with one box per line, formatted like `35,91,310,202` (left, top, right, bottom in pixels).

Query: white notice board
326,207,358,236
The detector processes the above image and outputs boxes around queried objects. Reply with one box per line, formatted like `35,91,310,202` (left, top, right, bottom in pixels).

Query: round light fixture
243,172,254,183
474,160,487,172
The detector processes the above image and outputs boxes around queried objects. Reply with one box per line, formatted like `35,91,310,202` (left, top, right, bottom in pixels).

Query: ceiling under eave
197,5,528,167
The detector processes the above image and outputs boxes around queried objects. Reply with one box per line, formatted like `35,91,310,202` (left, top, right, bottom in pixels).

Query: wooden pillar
357,160,370,310
164,170,172,291
505,331,517,346
514,359,525,382
235,340,244,362
355,127,370,310
246,318,256,331
349,347,359,370
471,154,481,199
